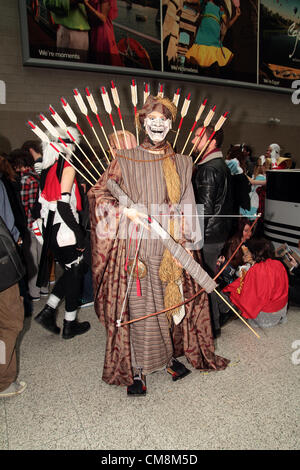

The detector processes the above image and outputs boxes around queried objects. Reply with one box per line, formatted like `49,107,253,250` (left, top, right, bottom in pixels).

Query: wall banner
19,1,300,92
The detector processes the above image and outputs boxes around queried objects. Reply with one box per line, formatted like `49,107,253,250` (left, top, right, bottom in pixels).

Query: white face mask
144,116,171,142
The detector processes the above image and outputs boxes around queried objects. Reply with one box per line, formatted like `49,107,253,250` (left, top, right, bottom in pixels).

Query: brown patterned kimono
88,145,229,386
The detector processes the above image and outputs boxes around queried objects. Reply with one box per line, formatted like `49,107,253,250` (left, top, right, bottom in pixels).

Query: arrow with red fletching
84,87,114,159
131,79,139,145
60,96,105,172
100,86,121,150
143,82,150,104
49,103,102,176
188,105,216,157
173,92,192,149
27,120,96,186
73,88,109,165
110,80,129,150
172,88,181,108
181,98,207,154
157,83,164,98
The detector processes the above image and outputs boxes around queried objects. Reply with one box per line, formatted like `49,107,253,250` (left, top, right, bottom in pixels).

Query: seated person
216,217,253,287
223,238,289,328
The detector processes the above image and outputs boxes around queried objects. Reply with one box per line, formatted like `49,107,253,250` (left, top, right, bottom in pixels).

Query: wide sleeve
88,158,133,386
88,158,124,317
180,179,203,250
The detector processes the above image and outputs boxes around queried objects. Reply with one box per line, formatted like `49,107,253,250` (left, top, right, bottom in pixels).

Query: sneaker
29,295,40,302
78,299,94,309
40,291,49,297
0,380,27,398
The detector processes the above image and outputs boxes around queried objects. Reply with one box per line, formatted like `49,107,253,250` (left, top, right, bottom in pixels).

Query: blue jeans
81,266,94,302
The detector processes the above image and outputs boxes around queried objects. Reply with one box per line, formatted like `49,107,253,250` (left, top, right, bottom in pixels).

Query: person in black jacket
191,124,233,338
225,145,251,218
192,124,233,276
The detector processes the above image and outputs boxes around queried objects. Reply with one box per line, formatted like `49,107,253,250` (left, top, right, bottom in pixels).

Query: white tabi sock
64,310,77,322
47,294,60,309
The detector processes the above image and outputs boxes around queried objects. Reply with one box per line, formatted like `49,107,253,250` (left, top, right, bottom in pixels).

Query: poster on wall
22,0,161,71
162,0,258,84
19,1,300,92
259,0,300,88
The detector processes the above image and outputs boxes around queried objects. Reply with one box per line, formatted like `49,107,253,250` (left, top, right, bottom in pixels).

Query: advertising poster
24,0,161,71
259,0,300,88
162,0,258,84
20,1,300,92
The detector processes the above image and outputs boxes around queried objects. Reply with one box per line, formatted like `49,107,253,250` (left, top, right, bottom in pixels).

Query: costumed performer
34,127,91,340
88,94,229,396
265,143,292,170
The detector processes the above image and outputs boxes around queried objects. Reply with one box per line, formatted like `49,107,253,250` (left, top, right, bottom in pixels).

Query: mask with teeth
144,116,172,143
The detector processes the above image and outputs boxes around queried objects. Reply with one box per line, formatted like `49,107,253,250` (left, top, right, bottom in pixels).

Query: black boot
34,305,60,335
166,358,191,381
220,311,234,327
62,319,90,340
127,374,147,396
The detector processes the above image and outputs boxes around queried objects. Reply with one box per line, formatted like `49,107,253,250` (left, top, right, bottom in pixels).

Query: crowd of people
0,93,297,398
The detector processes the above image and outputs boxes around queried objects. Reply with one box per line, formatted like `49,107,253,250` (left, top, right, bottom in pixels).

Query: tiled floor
1,300,299,450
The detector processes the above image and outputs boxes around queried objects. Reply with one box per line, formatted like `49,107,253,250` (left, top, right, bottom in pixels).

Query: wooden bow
118,215,260,328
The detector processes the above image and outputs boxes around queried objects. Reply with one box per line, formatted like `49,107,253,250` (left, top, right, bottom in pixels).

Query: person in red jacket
223,238,289,328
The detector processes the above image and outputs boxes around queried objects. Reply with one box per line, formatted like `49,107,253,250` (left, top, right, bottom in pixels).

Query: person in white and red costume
266,143,292,170
34,127,90,340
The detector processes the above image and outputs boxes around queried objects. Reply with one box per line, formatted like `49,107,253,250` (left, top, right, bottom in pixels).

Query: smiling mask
144,116,172,143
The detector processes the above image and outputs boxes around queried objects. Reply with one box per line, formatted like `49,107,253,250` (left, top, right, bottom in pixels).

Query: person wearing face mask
265,143,292,170
88,94,229,396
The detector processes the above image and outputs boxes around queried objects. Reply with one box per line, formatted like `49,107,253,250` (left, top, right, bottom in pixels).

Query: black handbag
0,216,25,292
217,261,236,287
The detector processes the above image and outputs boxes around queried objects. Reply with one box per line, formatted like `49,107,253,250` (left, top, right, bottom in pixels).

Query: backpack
0,216,25,292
